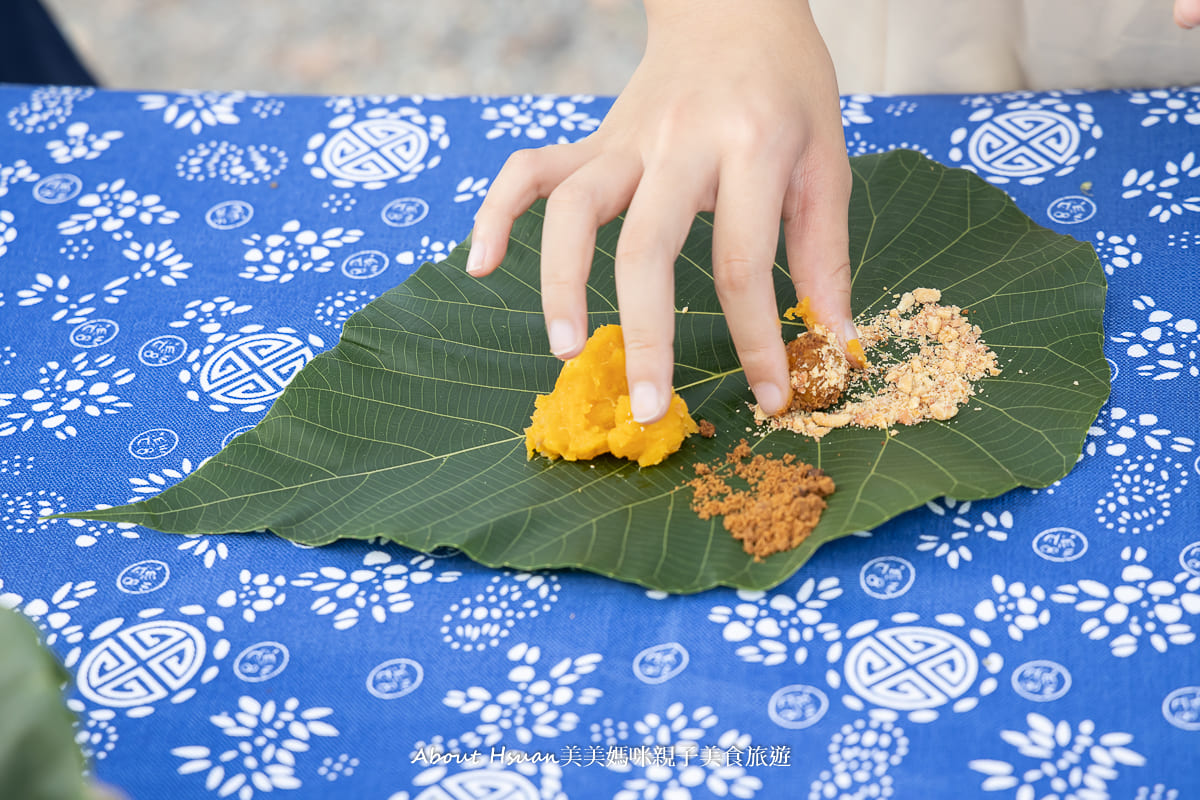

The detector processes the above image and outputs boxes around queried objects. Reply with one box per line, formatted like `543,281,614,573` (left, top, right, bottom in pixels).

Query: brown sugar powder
758,288,1002,440
688,440,835,561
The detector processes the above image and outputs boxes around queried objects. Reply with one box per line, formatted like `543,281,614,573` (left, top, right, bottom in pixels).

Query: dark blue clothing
1,0,95,85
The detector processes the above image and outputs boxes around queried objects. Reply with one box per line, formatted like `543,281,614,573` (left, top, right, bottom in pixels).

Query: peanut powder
688,440,836,561
758,288,1001,440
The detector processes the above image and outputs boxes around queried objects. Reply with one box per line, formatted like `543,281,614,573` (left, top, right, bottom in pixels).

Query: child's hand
467,0,854,422
1177,0,1200,27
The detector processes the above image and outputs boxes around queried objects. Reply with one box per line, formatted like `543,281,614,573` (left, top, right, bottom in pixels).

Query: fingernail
840,319,860,347
466,239,487,275
630,381,664,424
548,319,581,358
752,381,787,416
841,320,867,368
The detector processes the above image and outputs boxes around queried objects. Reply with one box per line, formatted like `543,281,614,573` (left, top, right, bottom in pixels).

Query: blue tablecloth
0,83,1197,800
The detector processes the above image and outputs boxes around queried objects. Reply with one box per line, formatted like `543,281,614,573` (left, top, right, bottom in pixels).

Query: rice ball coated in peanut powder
785,329,851,412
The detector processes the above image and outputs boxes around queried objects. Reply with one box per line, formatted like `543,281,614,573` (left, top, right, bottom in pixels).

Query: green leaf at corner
60,150,1109,593
0,607,88,800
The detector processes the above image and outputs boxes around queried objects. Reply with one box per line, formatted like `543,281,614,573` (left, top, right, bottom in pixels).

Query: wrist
642,0,818,52
643,0,814,28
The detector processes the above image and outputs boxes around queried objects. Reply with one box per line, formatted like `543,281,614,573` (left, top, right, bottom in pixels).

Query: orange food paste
525,324,699,468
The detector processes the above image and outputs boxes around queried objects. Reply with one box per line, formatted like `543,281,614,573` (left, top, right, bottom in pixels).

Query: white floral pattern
218,571,288,623
321,192,356,214
65,517,139,548
59,237,94,261
127,458,201,502
1,579,96,668
7,86,93,133
443,642,601,746
0,208,14,260
1110,296,1199,381
841,95,876,126
974,575,1052,641
845,132,931,159
1051,547,1200,657
314,289,376,329
74,708,120,762
175,140,287,185
138,90,247,134
119,239,192,287
481,95,600,142
1084,405,1195,458
16,273,111,324
707,578,842,665
453,175,490,204
240,220,363,283
171,696,339,799
0,158,39,196
1128,87,1200,127
178,535,232,569
441,572,560,651
969,714,1145,798
57,178,179,240
291,550,460,630
1121,151,1200,223
1092,230,1143,275
1094,450,1190,534
46,122,123,164
808,715,909,800
0,488,65,533
600,703,764,800
918,499,1014,569
396,236,457,269
0,353,135,440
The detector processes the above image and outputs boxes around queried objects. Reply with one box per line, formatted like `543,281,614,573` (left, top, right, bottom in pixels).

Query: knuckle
725,115,775,152
653,102,695,140
713,256,764,297
723,104,797,159
620,333,672,366
540,269,582,296
826,257,852,283
615,237,670,269
546,180,596,216
498,147,542,177
735,343,781,379
806,144,853,193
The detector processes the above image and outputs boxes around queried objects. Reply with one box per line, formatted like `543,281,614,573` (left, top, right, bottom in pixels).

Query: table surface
0,83,1197,800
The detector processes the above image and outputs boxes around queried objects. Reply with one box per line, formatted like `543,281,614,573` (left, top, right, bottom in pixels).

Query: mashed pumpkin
525,324,699,467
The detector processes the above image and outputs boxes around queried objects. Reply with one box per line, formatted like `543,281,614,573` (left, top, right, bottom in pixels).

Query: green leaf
0,607,88,800
61,150,1109,593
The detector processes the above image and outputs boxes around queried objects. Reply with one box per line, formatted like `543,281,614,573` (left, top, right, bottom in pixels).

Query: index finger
468,143,593,277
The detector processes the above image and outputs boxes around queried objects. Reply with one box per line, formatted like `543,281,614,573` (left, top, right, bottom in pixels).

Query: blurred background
40,0,647,95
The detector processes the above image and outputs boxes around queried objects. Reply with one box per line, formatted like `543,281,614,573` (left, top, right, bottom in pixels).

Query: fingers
712,158,792,416
1176,0,1200,27
615,164,712,423
541,153,643,359
783,144,858,364
468,143,592,277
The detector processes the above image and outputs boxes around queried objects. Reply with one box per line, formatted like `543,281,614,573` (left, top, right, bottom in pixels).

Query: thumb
1176,0,1200,28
